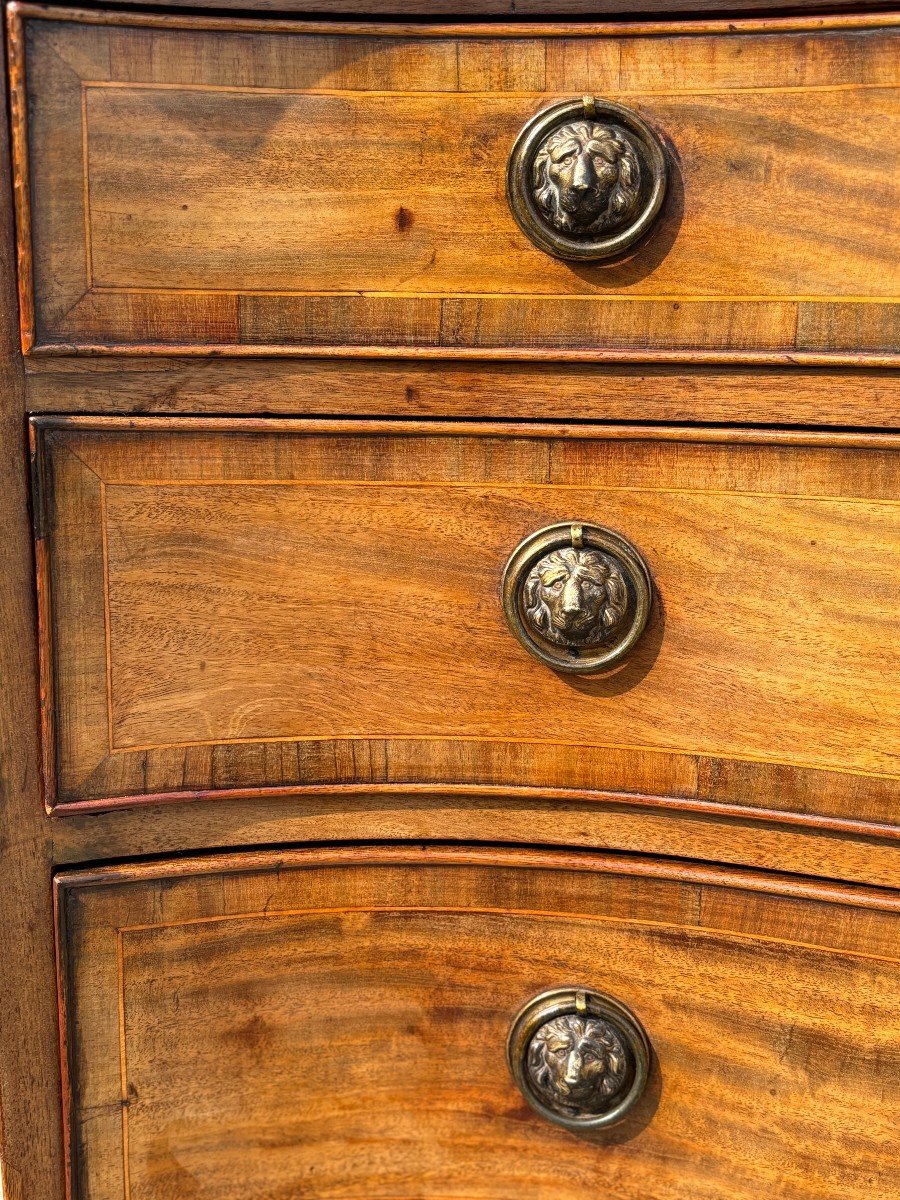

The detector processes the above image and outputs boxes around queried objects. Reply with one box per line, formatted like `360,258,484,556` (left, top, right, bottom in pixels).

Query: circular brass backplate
508,987,651,1133
501,521,653,674
506,95,668,261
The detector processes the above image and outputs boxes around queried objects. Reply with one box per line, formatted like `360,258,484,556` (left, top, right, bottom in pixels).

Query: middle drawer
32,418,899,827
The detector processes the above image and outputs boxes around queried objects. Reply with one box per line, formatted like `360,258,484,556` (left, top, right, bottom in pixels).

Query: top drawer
9,5,900,362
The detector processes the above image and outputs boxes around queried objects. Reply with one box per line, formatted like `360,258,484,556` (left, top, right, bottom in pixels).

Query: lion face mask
532,120,642,236
526,1014,630,1117
522,546,629,648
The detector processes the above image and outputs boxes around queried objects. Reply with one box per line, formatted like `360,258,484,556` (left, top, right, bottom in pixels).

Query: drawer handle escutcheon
508,987,651,1133
506,95,668,261
501,521,653,674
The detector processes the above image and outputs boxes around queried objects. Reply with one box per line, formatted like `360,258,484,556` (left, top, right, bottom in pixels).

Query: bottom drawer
57,846,899,1199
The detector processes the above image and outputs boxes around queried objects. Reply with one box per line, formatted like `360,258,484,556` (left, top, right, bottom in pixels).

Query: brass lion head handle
502,522,653,673
508,987,651,1133
507,96,668,260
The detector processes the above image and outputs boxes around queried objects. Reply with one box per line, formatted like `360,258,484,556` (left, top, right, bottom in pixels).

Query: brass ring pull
506,96,668,261
508,987,651,1134
501,521,653,674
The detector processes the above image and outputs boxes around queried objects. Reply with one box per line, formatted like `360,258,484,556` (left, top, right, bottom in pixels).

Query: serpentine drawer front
0,2,898,1199
55,846,900,1200
9,5,899,360
32,418,900,830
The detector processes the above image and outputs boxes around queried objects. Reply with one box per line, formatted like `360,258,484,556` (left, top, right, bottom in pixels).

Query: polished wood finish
47,789,900,891
23,356,900,429
86,0,900,13
0,16,65,1200
0,2,897,1197
33,417,900,830
57,845,900,1200
10,5,900,362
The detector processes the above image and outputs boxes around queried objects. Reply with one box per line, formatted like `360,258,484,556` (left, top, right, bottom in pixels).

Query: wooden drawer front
11,7,899,361
33,418,900,831
56,846,900,1199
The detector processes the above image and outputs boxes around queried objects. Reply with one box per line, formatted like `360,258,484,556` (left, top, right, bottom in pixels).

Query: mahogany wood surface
46,787,900,889
0,15,65,1200
57,845,900,1200
0,3,898,1198
76,0,900,13
33,417,900,827
9,5,900,362
22,356,900,428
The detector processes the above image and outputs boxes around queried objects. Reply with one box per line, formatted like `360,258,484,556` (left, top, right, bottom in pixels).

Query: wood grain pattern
12,6,900,45
23,355,900,429
56,845,900,1200
0,16,66,1200
48,787,900,890
0,4,897,1198
10,5,900,361
33,417,900,829
72,0,900,14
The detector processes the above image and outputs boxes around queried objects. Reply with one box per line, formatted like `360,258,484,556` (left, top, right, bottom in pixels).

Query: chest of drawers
0,4,898,1199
